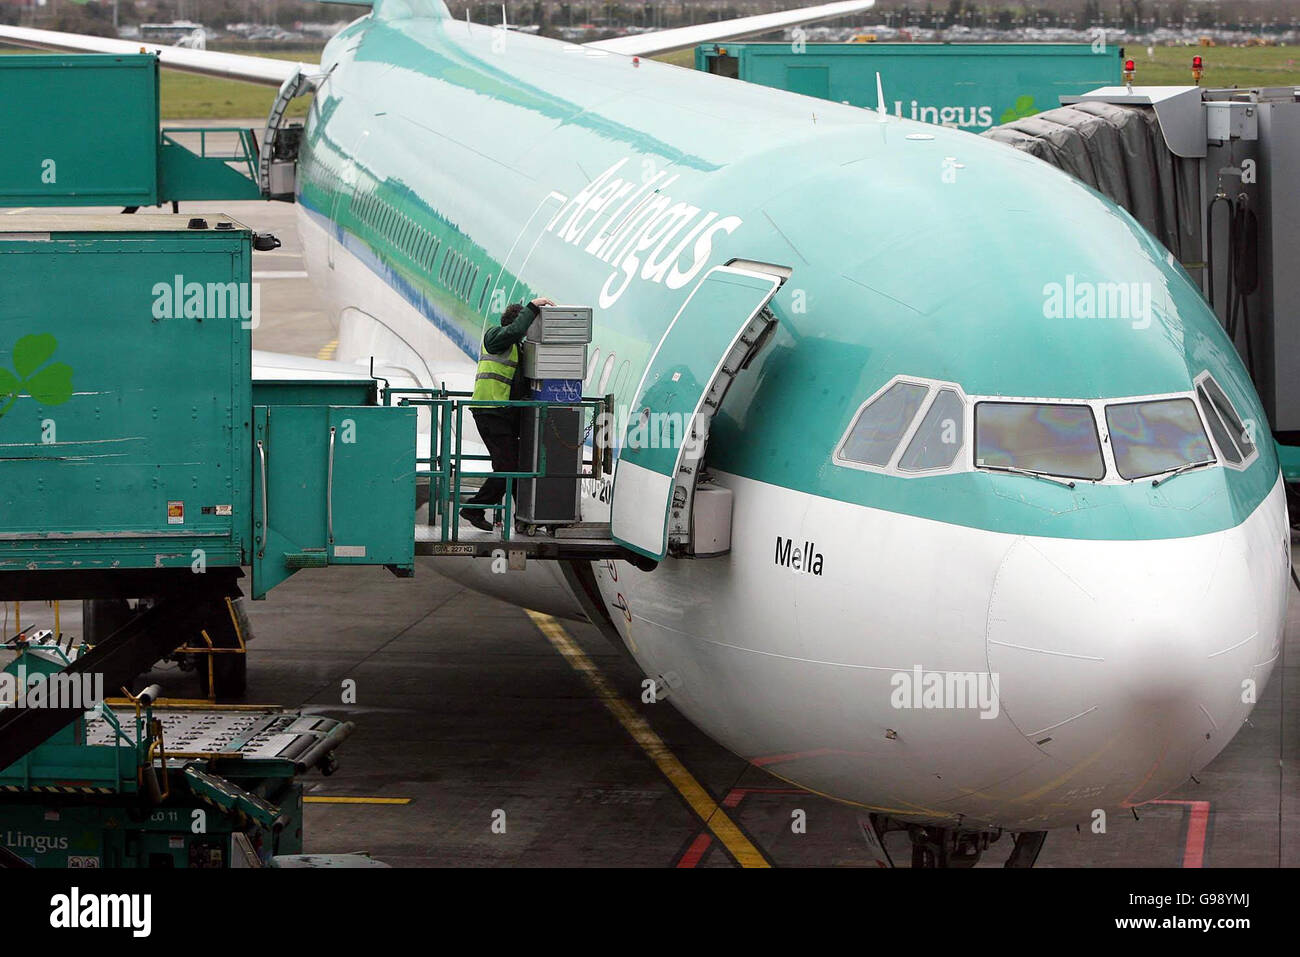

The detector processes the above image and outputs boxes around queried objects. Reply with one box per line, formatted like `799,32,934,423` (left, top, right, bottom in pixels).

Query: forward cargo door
610,263,785,562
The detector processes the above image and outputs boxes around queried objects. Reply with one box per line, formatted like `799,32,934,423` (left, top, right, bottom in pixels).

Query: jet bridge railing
390,389,610,546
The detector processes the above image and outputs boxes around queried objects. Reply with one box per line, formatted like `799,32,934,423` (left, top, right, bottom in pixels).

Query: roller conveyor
84,708,353,770
0,635,353,867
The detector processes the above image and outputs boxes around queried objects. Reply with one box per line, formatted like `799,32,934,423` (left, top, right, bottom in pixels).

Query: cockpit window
1198,377,1255,461
1197,386,1241,464
838,381,928,467
1105,398,1213,480
975,402,1105,480
899,388,964,471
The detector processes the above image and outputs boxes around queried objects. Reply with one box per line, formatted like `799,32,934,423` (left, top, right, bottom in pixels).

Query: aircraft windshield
975,402,1105,481
839,381,929,467
899,388,964,471
1198,377,1255,461
1105,398,1214,480
835,375,1247,483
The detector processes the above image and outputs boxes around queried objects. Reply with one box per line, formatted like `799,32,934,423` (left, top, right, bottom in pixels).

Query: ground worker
461,296,554,530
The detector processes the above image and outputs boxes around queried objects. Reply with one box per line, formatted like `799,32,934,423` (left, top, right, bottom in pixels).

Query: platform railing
160,127,260,182
387,388,608,544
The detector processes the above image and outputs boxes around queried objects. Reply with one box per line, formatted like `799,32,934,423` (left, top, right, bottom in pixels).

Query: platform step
553,523,611,539
284,550,328,569
414,522,624,560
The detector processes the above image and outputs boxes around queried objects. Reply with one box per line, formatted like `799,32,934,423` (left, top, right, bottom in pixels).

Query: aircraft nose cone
984,514,1285,816
1106,625,1199,709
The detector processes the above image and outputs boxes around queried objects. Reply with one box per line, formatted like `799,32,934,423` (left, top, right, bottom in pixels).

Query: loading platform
399,388,633,563
415,523,622,560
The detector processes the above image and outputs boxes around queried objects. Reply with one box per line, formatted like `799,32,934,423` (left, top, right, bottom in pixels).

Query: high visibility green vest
471,342,519,404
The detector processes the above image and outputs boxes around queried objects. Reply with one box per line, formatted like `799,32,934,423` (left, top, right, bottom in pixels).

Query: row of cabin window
440,248,480,305
311,152,342,200
352,189,489,308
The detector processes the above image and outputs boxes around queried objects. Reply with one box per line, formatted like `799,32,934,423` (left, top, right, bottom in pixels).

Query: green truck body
0,215,415,596
0,215,254,573
0,53,263,208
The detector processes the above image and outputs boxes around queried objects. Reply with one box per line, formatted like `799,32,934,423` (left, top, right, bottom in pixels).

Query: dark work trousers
464,409,520,515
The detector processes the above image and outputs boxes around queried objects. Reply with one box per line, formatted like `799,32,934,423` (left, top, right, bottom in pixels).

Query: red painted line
675,787,804,866
677,832,713,868
679,788,1212,868
725,786,805,807
1148,799,1211,868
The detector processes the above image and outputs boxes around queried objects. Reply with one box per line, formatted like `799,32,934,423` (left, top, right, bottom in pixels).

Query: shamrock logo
1000,95,1039,124
0,334,75,421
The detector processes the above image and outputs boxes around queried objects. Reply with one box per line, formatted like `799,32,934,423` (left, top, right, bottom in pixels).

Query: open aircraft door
611,262,786,562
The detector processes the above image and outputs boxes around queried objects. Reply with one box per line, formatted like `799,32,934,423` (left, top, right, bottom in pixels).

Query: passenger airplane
2,0,1290,866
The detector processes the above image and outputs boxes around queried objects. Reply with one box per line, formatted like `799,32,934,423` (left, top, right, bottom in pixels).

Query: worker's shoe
460,508,493,532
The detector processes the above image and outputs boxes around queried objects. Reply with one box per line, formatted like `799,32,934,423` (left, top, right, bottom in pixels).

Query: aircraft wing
0,1,876,80
0,25,301,86
583,0,876,56
252,349,391,381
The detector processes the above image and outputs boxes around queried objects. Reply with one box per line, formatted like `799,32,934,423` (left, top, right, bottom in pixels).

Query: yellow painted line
1012,737,1119,803
317,338,339,360
304,796,412,805
526,610,770,868
758,762,960,821
4,207,32,215
104,699,281,711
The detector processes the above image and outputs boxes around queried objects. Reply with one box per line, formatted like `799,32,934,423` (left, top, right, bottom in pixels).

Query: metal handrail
387,388,607,544
160,127,261,183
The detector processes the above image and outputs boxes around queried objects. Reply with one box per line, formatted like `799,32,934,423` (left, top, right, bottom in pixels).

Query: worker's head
500,303,523,326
